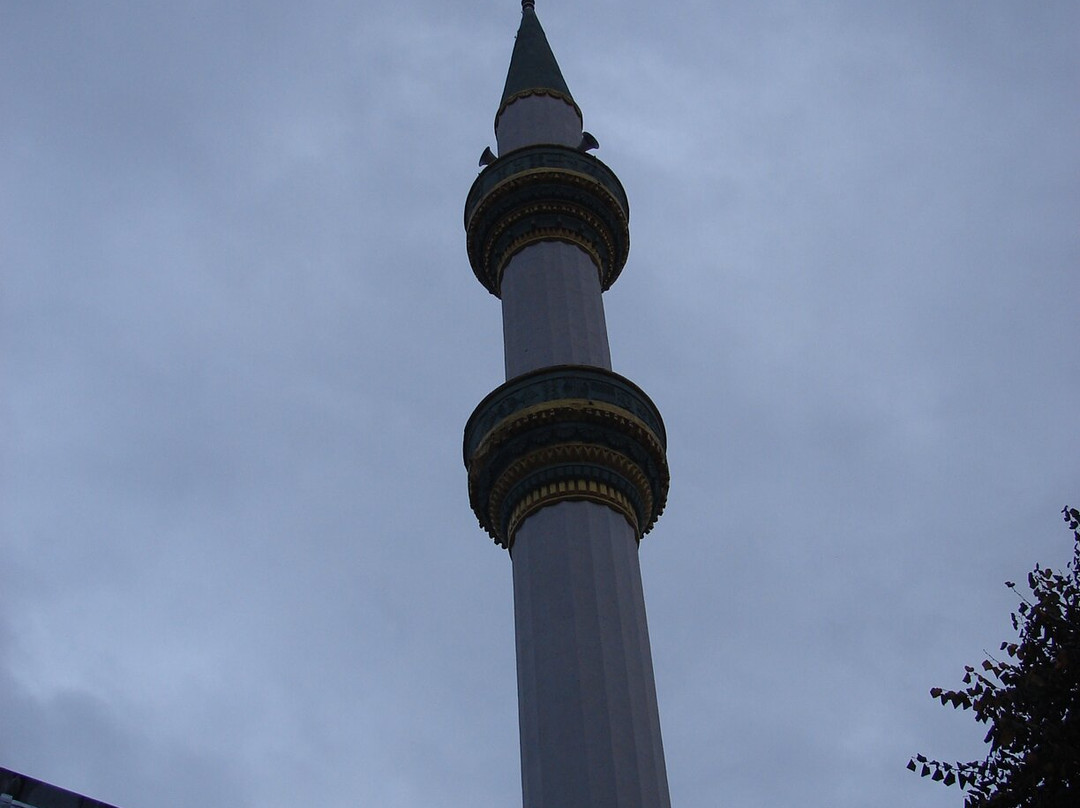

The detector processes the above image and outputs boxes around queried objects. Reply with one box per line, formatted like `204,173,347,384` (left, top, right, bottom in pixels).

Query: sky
2,1,1078,806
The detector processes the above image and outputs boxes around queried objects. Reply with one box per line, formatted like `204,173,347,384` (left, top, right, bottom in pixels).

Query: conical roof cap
499,1,577,112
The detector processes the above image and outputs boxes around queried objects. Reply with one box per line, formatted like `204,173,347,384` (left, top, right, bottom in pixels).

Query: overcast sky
2,1,1078,806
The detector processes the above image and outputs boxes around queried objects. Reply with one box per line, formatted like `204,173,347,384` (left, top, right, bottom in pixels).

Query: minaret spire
501,0,572,107
495,0,582,152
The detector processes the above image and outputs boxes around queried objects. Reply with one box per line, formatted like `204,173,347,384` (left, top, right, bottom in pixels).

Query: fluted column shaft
512,502,671,808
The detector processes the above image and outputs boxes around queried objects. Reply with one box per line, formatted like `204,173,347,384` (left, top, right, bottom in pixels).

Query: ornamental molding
494,442,654,540
507,477,640,542
471,399,664,466
495,88,583,131
464,365,666,455
464,365,669,549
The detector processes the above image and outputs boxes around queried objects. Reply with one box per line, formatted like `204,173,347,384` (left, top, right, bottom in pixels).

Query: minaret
463,3,672,808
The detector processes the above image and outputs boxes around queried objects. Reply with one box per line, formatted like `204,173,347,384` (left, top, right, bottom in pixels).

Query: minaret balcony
464,364,669,549
465,145,630,298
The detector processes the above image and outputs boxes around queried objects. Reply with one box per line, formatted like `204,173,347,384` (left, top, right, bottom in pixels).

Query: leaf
910,506,1080,802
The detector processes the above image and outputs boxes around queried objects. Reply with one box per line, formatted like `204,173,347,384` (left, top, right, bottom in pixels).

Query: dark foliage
908,507,1080,807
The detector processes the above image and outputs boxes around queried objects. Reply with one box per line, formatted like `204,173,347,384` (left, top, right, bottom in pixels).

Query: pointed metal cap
497,1,580,124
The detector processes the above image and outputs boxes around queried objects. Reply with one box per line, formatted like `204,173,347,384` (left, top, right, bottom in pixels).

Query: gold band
507,478,640,541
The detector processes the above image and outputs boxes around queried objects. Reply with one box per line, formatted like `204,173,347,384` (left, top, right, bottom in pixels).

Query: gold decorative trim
483,441,655,535
480,166,623,206
506,478,639,542
475,166,628,234
470,399,666,471
501,230,604,284
488,209,612,290
495,88,583,128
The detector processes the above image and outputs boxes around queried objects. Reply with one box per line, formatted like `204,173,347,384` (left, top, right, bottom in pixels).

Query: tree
908,506,1080,807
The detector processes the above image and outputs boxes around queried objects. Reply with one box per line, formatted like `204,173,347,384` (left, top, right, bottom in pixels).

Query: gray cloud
3,1,1077,806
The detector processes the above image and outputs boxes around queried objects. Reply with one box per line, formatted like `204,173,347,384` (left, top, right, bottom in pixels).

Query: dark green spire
500,1,574,108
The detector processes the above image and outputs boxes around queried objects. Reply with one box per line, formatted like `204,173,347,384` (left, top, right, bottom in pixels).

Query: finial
522,0,535,10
